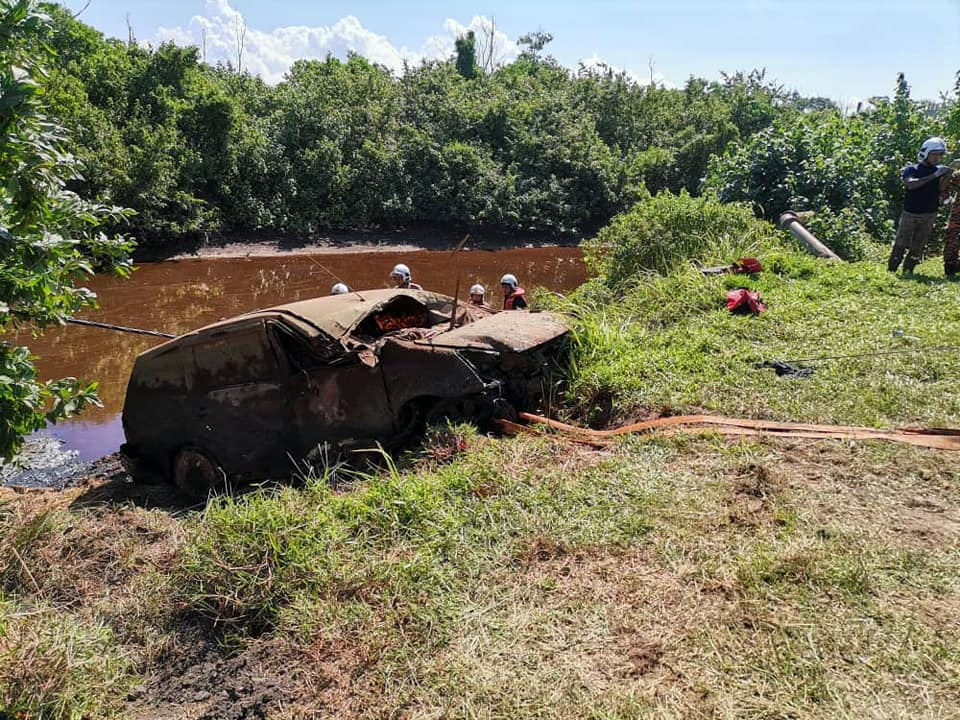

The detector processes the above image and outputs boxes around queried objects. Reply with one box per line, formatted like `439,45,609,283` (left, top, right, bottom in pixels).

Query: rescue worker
888,137,954,273
389,263,423,290
500,273,527,310
941,160,960,276
330,282,350,295
468,283,486,305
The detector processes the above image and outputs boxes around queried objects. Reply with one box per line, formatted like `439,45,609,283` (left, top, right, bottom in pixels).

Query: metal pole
66,318,175,339
778,211,841,261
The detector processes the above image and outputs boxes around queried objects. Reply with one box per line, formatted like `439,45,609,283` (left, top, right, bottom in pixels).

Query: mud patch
722,463,785,529
130,635,321,720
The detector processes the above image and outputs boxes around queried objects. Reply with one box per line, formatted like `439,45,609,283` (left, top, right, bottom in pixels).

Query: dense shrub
582,191,777,287
703,76,945,245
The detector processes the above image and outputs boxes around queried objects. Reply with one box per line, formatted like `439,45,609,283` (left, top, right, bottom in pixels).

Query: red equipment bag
726,288,766,314
731,257,763,274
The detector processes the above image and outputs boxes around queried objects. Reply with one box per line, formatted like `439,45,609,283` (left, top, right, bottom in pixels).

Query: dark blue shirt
902,162,941,214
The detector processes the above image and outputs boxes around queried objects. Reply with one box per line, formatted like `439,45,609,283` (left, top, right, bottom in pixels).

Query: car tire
424,396,487,427
172,447,224,499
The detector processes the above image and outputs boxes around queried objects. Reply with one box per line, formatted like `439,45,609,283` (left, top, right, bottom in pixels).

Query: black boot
946,259,959,277
902,255,919,273
887,247,906,272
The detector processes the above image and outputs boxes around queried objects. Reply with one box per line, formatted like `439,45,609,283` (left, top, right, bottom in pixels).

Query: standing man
500,273,527,310
389,263,423,290
888,137,953,273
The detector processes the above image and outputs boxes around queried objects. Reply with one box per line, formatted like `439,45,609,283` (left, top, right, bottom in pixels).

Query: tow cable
495,412,960,451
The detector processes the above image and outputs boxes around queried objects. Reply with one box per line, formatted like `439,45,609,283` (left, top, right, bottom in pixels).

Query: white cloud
155,1,519,83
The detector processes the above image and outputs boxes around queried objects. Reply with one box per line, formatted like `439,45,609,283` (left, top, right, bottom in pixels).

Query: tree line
43,3,954,251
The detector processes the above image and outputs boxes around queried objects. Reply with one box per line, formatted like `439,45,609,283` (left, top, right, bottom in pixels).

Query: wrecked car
120,289,568,496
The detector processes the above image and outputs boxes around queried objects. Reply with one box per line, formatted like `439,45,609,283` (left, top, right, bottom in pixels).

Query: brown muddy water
8,246,586,469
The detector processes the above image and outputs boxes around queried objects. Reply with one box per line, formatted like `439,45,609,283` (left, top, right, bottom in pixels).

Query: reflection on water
8,246,586,460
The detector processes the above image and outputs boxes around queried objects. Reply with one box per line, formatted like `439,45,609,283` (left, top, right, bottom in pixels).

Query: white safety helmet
331,283,349,295
469,284,485,296
918,136,948,162
499,273,518,289
390,263,411,282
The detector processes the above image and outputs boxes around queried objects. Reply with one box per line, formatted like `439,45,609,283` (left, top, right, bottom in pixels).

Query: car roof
135,288,457,362
247,288,455,339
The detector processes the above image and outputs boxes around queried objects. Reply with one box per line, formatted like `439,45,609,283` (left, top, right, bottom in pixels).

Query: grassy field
2,238,960,719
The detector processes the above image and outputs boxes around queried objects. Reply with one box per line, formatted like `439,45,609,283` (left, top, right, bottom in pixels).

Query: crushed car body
120,289,568,496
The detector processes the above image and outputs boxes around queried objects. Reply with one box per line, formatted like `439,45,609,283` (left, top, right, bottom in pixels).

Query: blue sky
59,0,960,103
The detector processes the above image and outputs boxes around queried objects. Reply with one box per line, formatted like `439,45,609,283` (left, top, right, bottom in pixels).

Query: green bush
801,207,873,261
582,191,777,287
703,79,944,245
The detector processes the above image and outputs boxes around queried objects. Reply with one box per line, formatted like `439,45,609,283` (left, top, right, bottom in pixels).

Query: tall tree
0,0,133,459
454,30,478,79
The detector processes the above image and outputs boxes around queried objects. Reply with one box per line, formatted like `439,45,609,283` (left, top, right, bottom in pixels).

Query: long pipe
66,318,175,338
778,211,841,261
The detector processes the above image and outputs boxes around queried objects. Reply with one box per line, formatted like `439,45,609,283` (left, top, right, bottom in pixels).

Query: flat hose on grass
495,413,960,451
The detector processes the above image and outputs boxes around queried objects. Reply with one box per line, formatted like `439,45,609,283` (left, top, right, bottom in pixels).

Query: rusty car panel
121,289,569,496
414,310,569,353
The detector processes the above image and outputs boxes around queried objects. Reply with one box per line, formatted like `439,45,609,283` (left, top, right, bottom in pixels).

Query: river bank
139,224,583,262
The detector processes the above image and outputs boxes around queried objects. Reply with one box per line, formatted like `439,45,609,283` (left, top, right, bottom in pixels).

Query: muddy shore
142,224,583,262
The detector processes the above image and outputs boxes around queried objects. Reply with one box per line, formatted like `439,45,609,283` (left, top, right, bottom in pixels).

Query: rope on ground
495,412,960,451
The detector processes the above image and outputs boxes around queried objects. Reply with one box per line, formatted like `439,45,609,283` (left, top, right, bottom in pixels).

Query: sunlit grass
562,246,960,428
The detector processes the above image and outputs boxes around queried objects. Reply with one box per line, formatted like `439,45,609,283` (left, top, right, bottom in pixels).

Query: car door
188,319,292,478
271,323,394,457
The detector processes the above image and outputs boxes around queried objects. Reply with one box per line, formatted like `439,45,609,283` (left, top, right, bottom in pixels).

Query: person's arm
904,165,952,190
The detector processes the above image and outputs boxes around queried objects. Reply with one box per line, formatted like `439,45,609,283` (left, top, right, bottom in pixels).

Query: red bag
732,257,763,274
726,288,766,314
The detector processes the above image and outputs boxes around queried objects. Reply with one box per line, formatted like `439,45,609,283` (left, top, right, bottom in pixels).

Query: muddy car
120,289,568,496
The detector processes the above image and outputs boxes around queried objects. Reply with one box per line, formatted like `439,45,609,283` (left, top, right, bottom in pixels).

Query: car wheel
393,399,426,445
425,396,486,427
172,447,224,499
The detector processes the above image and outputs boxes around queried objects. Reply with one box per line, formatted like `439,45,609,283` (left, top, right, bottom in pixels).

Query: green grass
562,245,960,428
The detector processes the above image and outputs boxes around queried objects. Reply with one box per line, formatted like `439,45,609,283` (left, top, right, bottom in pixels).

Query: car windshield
353,295,433,339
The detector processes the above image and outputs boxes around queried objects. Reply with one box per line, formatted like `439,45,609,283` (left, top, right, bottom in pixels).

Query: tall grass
175,432,661,636
581,190,776,286
563,245,960,427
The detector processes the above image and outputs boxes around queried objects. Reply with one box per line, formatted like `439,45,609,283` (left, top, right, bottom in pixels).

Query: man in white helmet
389,263,422,290
468,284,486,305
500,273,527,310
330,282,350,295
888,137,953,273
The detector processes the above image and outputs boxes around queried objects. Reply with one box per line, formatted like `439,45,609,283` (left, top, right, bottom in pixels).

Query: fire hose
495,412,960,451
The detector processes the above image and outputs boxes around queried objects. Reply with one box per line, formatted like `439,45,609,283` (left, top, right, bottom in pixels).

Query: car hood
415,311,568,353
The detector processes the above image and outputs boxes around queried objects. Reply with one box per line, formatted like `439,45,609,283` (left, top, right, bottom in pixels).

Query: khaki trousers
894,211,937,264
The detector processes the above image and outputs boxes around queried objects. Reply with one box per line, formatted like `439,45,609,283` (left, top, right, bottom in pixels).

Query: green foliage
454,31,478,80
801,207,872,261
34,7,851,246
0,0,132,459
582,191,776,286
704,76,947,245
27,8,960,255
